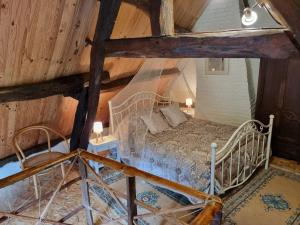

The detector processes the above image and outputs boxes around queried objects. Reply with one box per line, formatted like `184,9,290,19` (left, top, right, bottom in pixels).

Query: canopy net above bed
108,58,190,167
108,58,274,199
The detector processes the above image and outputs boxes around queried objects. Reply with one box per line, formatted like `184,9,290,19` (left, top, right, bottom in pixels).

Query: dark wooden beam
0,73,89,103
104,29,299,59
126,176,138,225
263,0,300,47
78,160,93,225
77,1,121,224
79,0,121,149
70,88,88,151
0,67,178,104
149,0,174,36
149,0,162,36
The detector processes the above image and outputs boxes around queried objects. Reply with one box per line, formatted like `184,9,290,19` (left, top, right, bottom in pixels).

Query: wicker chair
13,125,69,199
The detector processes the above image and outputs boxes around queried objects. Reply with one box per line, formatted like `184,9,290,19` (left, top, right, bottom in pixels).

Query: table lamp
186,98,193,112
93,121,103,143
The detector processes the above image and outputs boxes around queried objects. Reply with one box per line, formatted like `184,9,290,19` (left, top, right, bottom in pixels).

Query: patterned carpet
90,169,197,225
222,167,300,225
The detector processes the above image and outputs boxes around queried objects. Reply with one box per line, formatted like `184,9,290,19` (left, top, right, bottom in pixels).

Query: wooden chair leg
33,175,39,199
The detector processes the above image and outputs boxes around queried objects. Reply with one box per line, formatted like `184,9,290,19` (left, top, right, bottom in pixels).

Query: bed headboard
108,91,172,133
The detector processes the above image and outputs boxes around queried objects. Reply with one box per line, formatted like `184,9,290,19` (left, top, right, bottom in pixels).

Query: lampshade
93,121,103,134
241,8,257,26
186,98,193,107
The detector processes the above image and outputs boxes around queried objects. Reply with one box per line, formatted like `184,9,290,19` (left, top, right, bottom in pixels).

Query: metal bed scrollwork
109,91,274,195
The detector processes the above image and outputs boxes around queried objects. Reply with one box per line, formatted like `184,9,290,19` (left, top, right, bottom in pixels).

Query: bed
108,91,274,196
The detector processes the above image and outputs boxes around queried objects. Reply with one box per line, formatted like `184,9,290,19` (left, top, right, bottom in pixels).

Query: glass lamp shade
186,98,193,107
93,121,103,134
242,8,258,26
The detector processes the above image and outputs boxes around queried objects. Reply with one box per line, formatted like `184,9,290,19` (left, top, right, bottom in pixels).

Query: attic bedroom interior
0,0,300,224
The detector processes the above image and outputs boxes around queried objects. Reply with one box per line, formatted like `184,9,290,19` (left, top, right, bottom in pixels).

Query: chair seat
23,152,66,169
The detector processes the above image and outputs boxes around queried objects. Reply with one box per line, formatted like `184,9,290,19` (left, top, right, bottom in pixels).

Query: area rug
90,168,197,225
222,167,300,225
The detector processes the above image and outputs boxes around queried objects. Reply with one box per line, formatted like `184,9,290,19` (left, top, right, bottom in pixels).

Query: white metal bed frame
108,91,274,195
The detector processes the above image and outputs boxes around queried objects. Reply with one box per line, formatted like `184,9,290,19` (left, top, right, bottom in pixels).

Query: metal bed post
108,100,114,134
265,114,274,169
210,143,217,195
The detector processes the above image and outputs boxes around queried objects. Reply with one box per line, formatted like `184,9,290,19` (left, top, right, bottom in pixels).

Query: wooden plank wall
0,0,205,159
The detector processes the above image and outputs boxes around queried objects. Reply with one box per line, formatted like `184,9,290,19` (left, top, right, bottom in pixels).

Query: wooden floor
270,156,300,174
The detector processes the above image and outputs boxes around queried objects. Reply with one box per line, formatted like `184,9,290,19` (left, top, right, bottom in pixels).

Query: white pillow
160,104,187,127
141,112,169,134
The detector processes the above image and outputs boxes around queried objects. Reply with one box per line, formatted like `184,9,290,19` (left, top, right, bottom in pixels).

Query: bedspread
129,118,237,194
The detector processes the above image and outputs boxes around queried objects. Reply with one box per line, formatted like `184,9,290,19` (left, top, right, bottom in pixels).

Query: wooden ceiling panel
0,0,205,159
0,0,98,87
0,96,77,159
174,0,209,30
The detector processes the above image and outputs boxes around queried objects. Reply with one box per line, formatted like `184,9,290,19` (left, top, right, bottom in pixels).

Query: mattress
129,118,237,194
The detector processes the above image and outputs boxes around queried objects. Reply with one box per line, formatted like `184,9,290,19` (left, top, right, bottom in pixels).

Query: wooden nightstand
87,135,120,174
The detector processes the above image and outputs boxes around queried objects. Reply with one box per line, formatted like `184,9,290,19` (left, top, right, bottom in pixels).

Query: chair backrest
13,125,70,165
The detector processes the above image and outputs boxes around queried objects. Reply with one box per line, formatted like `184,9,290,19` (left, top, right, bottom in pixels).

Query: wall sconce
93,121,103,143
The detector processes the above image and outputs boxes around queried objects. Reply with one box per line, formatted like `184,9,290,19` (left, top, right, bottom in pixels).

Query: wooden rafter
104,29,299,59
149,0,174,36
79,0,122,149
74,1,122,224
262,0,300,47
0,73,89,103
0,68,178,104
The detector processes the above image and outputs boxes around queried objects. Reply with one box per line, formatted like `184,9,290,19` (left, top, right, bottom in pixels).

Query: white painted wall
168,0,281,124
193,0,242,32
195,58,252,126
168,59,197,103
192,0,252,126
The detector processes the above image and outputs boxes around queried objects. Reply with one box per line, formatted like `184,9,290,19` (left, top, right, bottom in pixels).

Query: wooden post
149,0,162,36
70,88,89,151
79,0,121,149
160,0,174,36
149,0,174,36
78,160,93,225
126,176,137,225
70,88,93,224
211,210,222,225
76,1,121,224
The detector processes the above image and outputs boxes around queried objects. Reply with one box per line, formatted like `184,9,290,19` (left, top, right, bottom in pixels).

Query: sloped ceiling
0,0,208,159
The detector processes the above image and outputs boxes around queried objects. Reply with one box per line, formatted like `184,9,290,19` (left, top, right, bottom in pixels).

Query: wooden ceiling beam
0,67,179,103
262,0,300,47
0,73,89,103
149,0,175,36
79,0,122,150
104,29,299,59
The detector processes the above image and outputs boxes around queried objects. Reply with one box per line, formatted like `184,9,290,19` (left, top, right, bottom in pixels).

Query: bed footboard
210,115,274,194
